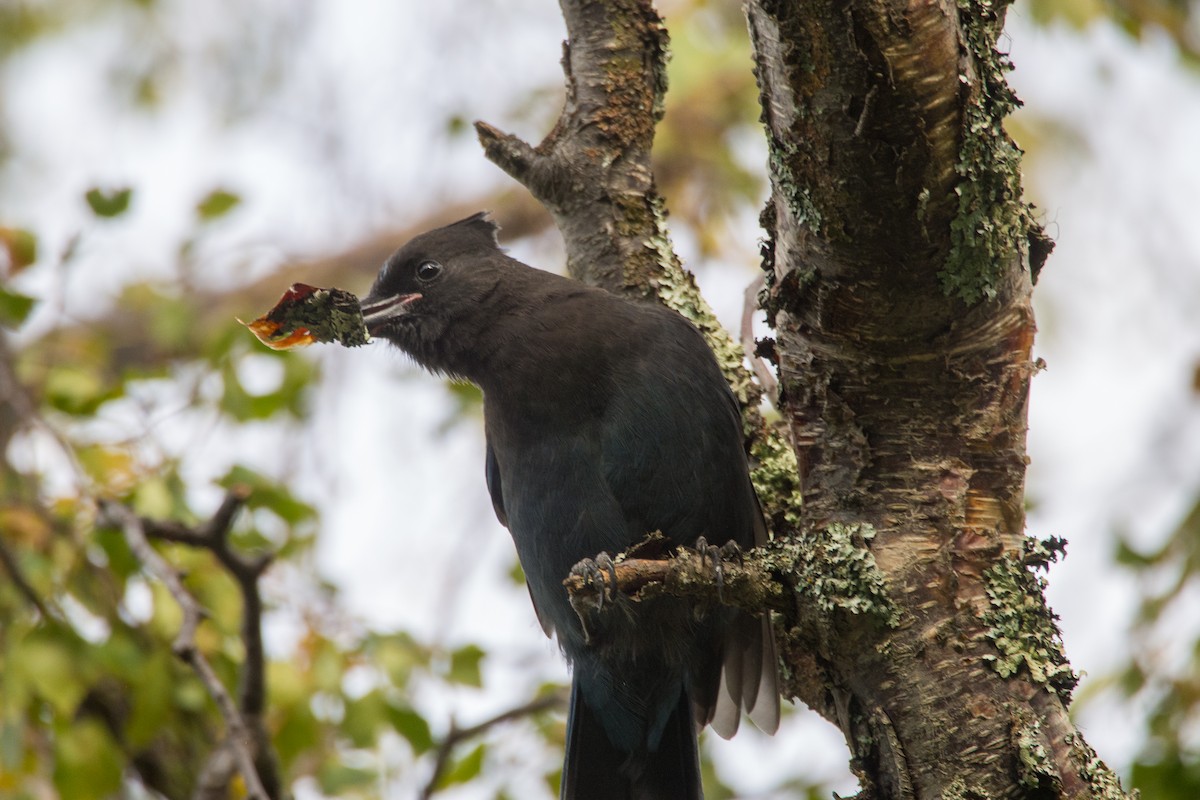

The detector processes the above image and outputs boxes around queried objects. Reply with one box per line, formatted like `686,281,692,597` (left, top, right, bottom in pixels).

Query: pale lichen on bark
792,522,899,625
942,0,1045,303
980,536,1077,700
1069,734,1142,800
1012,713,1060,793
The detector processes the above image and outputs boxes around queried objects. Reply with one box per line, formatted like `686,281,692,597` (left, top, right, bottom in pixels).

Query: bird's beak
360,292,422,336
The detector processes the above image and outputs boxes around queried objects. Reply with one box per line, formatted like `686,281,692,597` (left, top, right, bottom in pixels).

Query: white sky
5,1,1199,796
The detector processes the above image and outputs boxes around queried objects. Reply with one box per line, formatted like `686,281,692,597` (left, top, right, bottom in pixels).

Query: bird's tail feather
561,682,702,800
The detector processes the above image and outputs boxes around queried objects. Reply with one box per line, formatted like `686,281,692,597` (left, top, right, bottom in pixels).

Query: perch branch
563,538,789,618
99,494,274,800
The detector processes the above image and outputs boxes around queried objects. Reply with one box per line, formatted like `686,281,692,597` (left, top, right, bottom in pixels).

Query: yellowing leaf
76,444,138,494
0,226,37,272
0,505,52,547
14,633,86,716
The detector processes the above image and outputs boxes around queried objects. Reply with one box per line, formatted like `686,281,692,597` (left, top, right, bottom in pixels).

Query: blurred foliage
654,1,767,255
0,192,567,796
1026,0,1200,62
1099,494,1200,799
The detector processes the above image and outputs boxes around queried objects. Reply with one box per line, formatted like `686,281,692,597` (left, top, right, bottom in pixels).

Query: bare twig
419,690,568,800
741,274,778,401
99,496,273,800
142,486,272,717
0,534,60,622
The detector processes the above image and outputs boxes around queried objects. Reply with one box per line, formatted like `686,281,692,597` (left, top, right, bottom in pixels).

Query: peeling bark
747,0,1126,797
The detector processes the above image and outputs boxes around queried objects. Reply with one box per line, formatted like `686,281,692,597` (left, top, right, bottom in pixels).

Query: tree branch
99,494,276,800
418,690,568,800
474,0,671,295
142,486,271,717
563,540,789,618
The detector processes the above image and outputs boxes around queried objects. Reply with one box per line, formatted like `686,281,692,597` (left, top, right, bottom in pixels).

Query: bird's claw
695,537,742,605
570,552,618,610
568,552,619,645
719,540,744,564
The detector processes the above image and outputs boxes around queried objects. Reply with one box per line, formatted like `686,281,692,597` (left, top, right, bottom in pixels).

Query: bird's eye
415,260,442,282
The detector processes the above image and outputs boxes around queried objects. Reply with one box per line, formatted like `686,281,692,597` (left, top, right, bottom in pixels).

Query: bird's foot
695,537,742,604
568,552,618,644
570,552,618,609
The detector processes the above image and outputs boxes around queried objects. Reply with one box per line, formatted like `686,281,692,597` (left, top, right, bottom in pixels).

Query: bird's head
359,212,508,377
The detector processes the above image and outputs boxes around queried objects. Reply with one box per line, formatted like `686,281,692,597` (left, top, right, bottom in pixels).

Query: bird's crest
455,211,501,249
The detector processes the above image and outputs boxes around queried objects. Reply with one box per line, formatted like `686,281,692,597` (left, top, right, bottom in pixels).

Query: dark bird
360,213,778,799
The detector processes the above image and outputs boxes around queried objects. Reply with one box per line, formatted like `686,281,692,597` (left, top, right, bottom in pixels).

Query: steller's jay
360,213,779,799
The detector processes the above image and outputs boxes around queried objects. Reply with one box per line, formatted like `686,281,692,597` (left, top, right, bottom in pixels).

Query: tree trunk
479,0,1131,797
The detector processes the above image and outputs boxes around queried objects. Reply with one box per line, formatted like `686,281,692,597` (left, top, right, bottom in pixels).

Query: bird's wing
484,440,507,527
486,437,554,637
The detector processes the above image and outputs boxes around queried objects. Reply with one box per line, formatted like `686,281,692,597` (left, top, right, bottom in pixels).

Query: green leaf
91,526,140,580
437,742,485,789
311,640,344,693
126,650,174,748
342,691,386,748
508,558,526,586
1130,756,1200,800
131,476,176,519
369,631,429,688
318,763,377,794
85,186,133,218
448,644,486,687
52,719,123,800
0,286,36,327
196,188,241,221
172,675,209,712
386,704,433,754
0,720,22,771
43,365,122,416
14,630,87,715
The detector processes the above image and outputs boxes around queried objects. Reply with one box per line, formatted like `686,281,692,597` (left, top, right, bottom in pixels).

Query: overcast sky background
5,1,1200,796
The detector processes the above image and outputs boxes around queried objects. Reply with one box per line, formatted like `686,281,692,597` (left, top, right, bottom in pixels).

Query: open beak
360,292,421,335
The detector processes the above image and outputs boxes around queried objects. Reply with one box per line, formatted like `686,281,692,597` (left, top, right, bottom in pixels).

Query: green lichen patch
981,536,1077,699
776,521,900,627
941,0,1042,304
750,433,803,525
1067,733,1139,800
1012,714,1061,793
767,135,824,236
